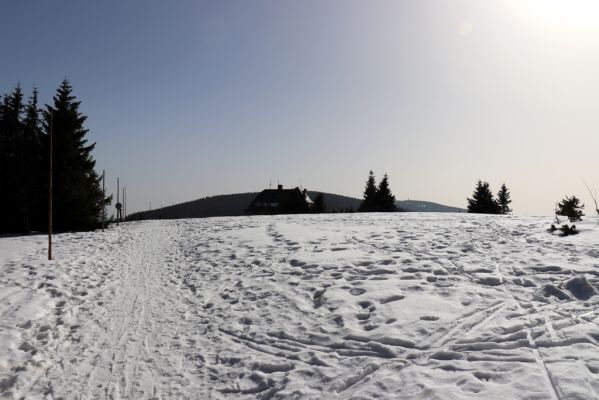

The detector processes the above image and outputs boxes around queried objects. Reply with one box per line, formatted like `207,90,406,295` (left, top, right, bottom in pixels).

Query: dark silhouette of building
246,185,313,215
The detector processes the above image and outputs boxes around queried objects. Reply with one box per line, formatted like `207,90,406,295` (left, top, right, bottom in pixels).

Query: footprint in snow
379,294,405,304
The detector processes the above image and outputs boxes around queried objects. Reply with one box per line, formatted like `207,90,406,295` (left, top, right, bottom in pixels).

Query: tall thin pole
48,112,53,261
122,187,125,220
116,177,120,226
102,169,105,232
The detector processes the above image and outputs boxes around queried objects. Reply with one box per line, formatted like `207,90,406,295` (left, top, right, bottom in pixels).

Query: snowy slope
1,213,599,399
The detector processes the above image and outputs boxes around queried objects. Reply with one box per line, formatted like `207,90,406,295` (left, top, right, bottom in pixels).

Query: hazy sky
2,1,599,216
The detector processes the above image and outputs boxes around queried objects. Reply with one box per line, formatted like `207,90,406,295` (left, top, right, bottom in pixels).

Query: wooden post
48,112,53,261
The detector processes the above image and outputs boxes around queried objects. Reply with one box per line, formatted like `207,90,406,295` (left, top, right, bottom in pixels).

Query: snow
1,213,599,399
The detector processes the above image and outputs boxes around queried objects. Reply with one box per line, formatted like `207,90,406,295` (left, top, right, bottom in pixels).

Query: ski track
1,213,599,399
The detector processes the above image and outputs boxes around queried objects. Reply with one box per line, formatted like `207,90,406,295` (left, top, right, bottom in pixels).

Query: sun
522,0,599,28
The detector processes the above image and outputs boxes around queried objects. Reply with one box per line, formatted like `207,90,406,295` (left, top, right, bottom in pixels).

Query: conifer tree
43,80,104,231
313,193,326,213
467,180,500,214
377,173,397,212
497,183,512,215
0,93,9,233
19,89,44,232
555,195,584,222
358,171,378,212
0,86,25,232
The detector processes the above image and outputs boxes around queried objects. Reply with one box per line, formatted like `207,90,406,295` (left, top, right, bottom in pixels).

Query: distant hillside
127,192,464,221
398,200,465,213
308,192,361,212
127,192,361,221
128,193,257,220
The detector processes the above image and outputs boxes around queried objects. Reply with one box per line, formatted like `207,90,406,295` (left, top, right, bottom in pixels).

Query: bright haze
2,0,598,216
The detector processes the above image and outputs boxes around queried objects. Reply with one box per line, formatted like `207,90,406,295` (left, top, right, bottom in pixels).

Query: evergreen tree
19,89,44,232
358,171,378,212
467,180,500,214
497,183,512,215
376,173,397,212
0,86,25,232
555,195,584,222
313,193,326,213
0,93,9,233
43,80,104,231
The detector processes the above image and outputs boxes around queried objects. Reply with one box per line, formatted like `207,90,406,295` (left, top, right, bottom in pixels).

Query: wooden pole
116,177,120,225
48,112,53,261
102,169,105,232
122,187,125,220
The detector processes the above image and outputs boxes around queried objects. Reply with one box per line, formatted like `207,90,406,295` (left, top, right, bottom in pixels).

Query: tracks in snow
3,214,599,399
47,222,194,399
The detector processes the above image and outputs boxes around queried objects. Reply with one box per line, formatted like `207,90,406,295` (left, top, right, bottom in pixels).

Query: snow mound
476,275,504,286
564,275,596,300
533,284,571,302
586,248,599,258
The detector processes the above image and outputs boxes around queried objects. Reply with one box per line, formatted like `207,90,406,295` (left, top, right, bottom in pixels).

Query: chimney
278,184,283,191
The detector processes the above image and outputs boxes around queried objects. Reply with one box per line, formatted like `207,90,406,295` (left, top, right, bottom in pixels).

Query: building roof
246,186,313,214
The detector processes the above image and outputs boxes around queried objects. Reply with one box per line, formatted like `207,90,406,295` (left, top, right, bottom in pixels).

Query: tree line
466,179,594,236
467,180,512,214
310,171,398,214
358,171,398,212
0,80,107,234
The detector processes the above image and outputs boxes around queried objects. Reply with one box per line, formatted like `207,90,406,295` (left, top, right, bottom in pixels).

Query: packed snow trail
49,222,192,399
2,213,599,399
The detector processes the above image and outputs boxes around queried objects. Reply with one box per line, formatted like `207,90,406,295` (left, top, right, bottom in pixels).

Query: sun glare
523,0,599,28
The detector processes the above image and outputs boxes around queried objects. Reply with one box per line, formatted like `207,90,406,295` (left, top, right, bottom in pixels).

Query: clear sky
2,1,599,216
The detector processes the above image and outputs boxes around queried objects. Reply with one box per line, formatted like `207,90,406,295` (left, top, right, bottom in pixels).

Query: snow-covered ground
1,213,599,399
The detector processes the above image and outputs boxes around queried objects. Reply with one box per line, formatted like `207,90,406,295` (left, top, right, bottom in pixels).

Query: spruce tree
555,196,584,222
313,193,326,213
43,80,104,231
0,86,25,232
467,180,500,214
497,183,512,215
20,89,44,232
0,93,9,233
377,173,397,212
358,171,378,212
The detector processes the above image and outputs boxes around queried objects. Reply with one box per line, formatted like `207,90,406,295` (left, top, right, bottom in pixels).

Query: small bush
559,224,578,236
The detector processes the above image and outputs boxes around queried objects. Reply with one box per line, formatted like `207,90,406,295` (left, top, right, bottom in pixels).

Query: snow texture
1,213,599,399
